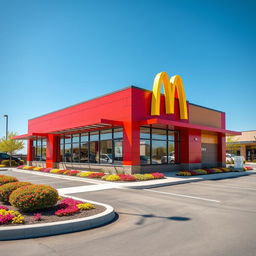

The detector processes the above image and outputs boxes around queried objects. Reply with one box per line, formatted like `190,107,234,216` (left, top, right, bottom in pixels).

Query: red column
179,128,201,164
46,134,58,168
218,133,226,166
27,139,33,165
123,122,140,166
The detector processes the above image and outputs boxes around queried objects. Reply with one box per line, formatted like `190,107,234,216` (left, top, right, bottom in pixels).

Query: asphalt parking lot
1,170,256,256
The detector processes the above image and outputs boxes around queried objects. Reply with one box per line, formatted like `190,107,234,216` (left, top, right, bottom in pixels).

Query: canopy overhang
139,118,241,136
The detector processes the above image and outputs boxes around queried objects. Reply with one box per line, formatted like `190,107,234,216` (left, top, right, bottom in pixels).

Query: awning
13,119,124,140
12,133,48,140
50,119,123,135
139,118,241,136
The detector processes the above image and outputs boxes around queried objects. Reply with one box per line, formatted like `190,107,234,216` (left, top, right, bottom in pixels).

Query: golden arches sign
151,72,188,119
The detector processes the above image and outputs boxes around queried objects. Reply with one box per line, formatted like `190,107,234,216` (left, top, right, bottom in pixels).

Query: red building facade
14,73,239,173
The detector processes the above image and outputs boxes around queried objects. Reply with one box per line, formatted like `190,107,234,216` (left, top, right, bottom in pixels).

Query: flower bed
176,166,253,176
17,166,166,182
0,175,105,226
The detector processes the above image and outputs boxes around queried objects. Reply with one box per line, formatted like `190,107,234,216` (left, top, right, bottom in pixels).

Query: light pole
3,115,8,140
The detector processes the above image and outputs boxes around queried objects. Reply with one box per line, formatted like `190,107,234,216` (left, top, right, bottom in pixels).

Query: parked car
161,152,175,164
0,152,22,164
100,154,113,163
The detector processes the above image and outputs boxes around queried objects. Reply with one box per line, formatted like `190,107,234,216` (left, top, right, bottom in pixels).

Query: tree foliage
0,132,24,155
226,136,240,153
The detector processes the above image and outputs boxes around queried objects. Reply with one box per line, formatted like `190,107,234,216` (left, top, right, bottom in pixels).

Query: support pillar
217,133,226,167
122,122,140,171
27,139,33,166
46,134,58,168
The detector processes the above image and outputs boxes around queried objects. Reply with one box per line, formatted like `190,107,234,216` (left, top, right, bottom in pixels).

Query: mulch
0,200,106,226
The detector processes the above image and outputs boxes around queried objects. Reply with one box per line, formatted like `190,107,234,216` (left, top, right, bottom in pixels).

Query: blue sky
0,0,255,146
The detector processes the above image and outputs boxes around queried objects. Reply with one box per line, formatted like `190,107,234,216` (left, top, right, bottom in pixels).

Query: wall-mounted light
194,137,198,141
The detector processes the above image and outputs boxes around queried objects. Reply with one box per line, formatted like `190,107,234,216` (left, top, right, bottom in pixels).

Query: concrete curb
0,196,116,241
0,168,9,171
123,170,256,189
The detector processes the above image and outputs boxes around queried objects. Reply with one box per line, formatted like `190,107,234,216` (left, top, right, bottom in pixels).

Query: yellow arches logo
151,72,188,120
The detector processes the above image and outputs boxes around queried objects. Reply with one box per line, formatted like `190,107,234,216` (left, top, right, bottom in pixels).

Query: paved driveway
1,170,256,256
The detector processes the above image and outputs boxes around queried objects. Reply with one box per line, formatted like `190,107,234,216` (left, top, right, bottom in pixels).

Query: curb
121,170,256,189
0,196,115,241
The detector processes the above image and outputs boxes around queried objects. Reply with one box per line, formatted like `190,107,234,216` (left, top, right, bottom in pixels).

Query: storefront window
140,127,179,165
33,137,46,161
60,128,123,164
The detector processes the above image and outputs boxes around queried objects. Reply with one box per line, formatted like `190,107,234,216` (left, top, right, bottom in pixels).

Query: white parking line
192,183,256,191
143,189,221,203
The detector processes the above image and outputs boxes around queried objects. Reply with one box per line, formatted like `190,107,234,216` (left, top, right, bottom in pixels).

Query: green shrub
9,184,59,212
0,175,19,186
0,182,32,203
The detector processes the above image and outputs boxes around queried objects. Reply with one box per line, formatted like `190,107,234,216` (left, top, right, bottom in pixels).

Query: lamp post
3,115,8,140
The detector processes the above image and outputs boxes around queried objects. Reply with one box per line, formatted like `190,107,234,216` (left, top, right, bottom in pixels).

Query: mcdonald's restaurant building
14,72,239,174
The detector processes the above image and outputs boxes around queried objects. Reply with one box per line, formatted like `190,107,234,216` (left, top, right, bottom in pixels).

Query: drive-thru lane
1,170,256,256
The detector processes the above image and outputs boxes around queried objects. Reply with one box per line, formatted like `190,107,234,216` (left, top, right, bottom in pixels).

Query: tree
0,132,24,166
226,136,240,154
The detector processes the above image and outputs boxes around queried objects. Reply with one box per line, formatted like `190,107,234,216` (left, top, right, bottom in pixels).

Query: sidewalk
9,168,256,194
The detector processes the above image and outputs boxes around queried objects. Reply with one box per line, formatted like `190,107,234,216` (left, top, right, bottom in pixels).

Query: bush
1,160,18,166
50,169,61,173
0,175,19,186
88,172,105,178
62,170,80,176
77,203,95,210
194,169,208,175
0,182,32,203
151,172,165,179
77,171,93,177
176,171,192,176
118,174,136,181
9,184,59,212
102,174,121,181
33,167,43,171
22,166,34,170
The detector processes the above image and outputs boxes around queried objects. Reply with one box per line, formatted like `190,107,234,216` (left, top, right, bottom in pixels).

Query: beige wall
189,104,222,128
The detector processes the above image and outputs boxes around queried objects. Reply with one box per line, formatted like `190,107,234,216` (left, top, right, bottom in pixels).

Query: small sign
234,156,244,169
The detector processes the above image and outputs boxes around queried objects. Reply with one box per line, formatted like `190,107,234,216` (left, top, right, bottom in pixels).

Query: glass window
114,140,123,164
140,127,150,139
113,128,123,139
152,140,167,164
168,130,175,141
90,131,99,141
167,141,175,164
64,144,71,162
140,127,179,165
140,140,150,164
72,143,80,162
80,142,89,163
60,143,65,162
100,129,112,140
65,135,71,144
72,134,80,143
152,129,166,140
81,133,88,142
90,141,99,163
100,140,113,164
59,128,123,165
